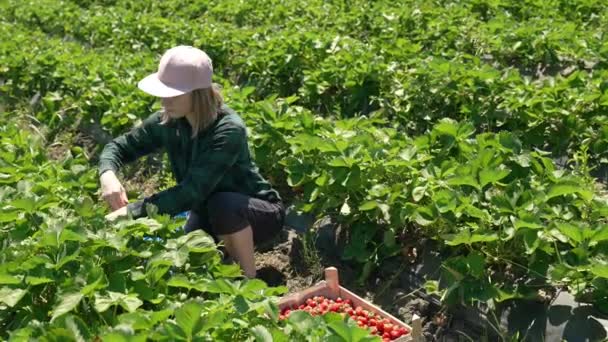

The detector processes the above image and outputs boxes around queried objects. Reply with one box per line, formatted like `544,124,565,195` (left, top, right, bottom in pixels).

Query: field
1,0,608,340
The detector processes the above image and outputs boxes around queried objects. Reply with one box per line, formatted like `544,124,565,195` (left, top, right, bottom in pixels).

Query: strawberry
278,296,409,340
390,329,401,338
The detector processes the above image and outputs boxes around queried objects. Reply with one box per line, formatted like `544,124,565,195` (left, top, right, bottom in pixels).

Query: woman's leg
206,192,285,278
218,226,256,278
183,211,203,234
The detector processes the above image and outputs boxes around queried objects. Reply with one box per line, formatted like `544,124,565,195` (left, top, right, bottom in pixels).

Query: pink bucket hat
138,45,213,98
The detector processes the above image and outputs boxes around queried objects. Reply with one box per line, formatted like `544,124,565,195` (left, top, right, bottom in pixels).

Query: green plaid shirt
98,105,281,218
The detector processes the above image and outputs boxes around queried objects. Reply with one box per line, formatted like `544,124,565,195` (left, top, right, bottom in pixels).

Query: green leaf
448,175,480,190
94,293,116,313
327,319,377,341
167,275,194,290
413,206,436,226
94,292,140,313
315,172,329,186
0,210,19,223
328,156,355,168
175,301,203,337
251,325,273,342
120,294,143,313
199,309,229,335
240,278,268,294
522,229,540,254
261,299,279,321
74,196,96,217
286,170,306,187
554,222,583,244
466,252,485,278
378,203,391,223
309,187,320,202
234,295,250,314
383,230,396,248
433,119,459,137
358,201,378,211
479,167,510,188
457,122,476,139
549,228,569,243
263,285,288,297
60,228,88,243
444,229,498,246
547,181,591,201
81,273,108,296
101,331,147,342
26,276,54,285
0,287,27,307
433,190,458,214
326,319,351,341
514,213,543,230
55,250,81,270
358,260,375,285
10,197,38,213
118,312,154,331
0,273,21,285
287,310,316,334
591,225,608,243
463,205,490,220
412,186,426,202
591,264,608,279
206,279,237,294
51,293,83,322
62,315,91,342
424,280,439,294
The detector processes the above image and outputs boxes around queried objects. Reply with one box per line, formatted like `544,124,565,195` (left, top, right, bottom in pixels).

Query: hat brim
137,72,188,98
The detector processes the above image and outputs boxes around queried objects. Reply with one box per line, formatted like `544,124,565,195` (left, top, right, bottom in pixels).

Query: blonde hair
161,83,224,138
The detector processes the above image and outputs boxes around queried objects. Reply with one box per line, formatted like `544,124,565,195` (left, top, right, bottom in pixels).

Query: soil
46,129,98,162
121,154,167,199
47,141,70,161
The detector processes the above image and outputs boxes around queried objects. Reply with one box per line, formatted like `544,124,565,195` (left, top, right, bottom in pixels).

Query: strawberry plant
0,110,369,340
3,0,607,171
2,0,608,332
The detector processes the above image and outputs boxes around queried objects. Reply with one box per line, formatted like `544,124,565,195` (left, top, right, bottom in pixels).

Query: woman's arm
98,112,164,176
127,121,244,219
98,112,164,210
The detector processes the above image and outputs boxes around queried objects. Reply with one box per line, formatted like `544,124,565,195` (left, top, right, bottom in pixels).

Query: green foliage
2,0,608,164
1,0,608,330
0,113,374,340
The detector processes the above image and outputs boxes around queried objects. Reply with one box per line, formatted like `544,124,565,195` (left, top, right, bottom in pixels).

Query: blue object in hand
174,211,190,219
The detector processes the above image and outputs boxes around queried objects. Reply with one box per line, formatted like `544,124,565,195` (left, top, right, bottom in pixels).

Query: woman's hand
100,170,129,210
105,206,128,221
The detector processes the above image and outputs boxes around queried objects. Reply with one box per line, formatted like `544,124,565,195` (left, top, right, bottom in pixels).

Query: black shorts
184,192,285,245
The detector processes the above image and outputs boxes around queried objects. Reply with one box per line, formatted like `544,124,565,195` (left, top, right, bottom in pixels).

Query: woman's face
161,92,192,118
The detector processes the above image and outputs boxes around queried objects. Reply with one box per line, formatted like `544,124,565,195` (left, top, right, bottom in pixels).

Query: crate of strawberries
278,267,423,341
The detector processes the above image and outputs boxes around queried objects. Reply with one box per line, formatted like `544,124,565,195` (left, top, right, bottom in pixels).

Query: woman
99,45,285,278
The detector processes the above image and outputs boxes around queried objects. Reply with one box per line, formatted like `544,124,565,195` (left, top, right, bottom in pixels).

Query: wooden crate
278,267,423,341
